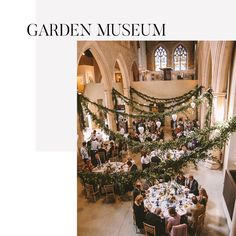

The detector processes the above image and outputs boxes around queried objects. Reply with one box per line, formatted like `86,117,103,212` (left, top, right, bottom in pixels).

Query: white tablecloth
144,183,194,218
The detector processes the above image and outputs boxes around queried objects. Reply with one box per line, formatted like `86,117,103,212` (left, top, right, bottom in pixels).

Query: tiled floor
77,161,229,236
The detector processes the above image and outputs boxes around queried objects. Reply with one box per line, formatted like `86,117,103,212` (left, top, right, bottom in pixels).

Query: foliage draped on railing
80,89,212,120
113,88,202,110
129,86,203,104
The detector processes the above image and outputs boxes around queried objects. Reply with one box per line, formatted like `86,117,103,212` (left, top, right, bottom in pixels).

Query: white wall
131,80,198,98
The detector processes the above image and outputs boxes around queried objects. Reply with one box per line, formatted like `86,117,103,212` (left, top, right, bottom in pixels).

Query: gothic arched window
154,46,167,71
174,44,187,70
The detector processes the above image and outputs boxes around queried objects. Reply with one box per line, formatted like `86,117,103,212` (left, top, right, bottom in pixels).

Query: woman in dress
166,207,181,233
197,187,208,207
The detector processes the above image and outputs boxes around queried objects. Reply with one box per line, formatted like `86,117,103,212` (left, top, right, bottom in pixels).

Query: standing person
141,151,151,170
90,138,99,165
80,141,90,163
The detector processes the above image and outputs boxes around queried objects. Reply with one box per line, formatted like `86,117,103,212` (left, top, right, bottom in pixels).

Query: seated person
166,207,181,234
151,155,161,164
187,196,205,228
127,160,138,172
133,181,145,201
144,208,165,236
133,195,146,230
107,141,115,159
197,188,208,207
175,172,186,186
185,175,199,196
83,159,94,172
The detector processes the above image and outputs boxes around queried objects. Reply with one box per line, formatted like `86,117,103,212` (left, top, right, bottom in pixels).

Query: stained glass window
155,46,167,71
174,44,187,70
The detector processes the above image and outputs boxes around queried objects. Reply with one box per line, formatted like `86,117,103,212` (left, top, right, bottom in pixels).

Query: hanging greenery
81,101,234,154
78,115,236,195
80,89,211,120
113,88,203,111
130,86,202,104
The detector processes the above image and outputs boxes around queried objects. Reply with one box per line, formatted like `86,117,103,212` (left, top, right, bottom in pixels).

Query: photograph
77,41,236,236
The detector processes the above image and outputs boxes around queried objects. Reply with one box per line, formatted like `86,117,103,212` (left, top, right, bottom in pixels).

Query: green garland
78,116,236,195
82,101,233,154
112,88,202,112
81,89,211,120
130,86,202,104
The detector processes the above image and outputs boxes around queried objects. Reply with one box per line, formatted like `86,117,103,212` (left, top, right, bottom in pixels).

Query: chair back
192,205,205,228
170,223,187,236
143,223,156,236
85,183,94,193
196,213,205,233
104,184,114,194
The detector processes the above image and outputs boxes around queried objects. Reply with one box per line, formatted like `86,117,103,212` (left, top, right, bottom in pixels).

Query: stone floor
77,161,229,236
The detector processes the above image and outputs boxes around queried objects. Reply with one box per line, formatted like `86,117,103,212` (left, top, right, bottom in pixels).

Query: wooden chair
170,223,187,236
143,223,156,236
84,183,99,202
104,184,115,202
195,213,205,235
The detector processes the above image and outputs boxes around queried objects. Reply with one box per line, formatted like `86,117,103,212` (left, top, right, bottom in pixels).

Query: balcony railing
137,69,196,81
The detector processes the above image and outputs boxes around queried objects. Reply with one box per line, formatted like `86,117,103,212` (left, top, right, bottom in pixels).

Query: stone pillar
77,115,84,165
123,87,132,129
104,89,116,131
138,41,147,71
212,92,227,124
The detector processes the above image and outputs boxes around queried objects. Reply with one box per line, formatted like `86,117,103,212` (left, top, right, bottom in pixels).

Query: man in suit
186,175,199,196
144,208,165,236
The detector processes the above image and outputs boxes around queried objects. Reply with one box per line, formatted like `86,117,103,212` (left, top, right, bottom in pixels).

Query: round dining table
144,182,194,219
92,161,129,173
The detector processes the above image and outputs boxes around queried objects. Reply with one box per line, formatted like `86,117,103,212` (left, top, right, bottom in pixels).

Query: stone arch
77,41,112,91
115,53,131,89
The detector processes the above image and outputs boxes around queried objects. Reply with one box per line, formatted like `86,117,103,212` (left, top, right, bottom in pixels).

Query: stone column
212,92,227,123
77,115,84,165
138,41,147,71
104,89,116,131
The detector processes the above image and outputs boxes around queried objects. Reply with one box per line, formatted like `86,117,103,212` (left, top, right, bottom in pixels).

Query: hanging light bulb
182,102,185,106
191,102,196,109
172,114,177,121
138,126,144,134
156,121,161,128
